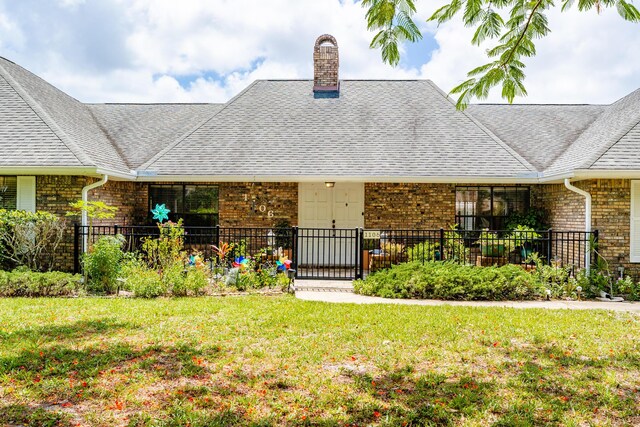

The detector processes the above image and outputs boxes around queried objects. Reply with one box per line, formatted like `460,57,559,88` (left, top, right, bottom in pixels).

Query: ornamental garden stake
151,204,170,223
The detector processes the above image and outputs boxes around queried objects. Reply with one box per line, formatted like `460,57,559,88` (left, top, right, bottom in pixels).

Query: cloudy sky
0,0,638,105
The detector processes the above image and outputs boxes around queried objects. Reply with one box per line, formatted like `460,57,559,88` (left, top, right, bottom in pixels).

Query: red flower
373,411,381,418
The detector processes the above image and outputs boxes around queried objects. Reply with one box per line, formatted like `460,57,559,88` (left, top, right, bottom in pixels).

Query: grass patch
0,296,638,426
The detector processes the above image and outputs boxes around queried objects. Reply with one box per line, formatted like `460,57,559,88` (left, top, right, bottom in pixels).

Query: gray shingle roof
467,104,605,170
142,80,536,178
2,53,640,180
545,88,640,175
88,103,223,169
591,119,640,169
0,56,129,172
0,68,83,167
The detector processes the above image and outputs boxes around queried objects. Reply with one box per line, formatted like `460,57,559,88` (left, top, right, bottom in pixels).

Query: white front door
298,182,364,267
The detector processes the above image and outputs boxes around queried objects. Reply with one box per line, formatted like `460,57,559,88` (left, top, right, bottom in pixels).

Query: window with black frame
0,176,17,210
148,184,219,226
455,186,530,230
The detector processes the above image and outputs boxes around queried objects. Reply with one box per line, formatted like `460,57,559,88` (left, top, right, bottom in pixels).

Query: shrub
82,235,125,294
162,262,210,296
353,261,545,301
0,269,83,297
406,241,438,262
127,268,166,298
141,220,185,270
162,260,187,295
120,259,165,298
614,276,640,301
0,209,65,271
185,267,209,296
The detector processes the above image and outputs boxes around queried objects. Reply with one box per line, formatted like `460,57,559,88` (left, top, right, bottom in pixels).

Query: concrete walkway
294,280,640,312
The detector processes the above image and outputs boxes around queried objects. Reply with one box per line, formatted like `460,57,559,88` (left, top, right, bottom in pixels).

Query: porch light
325,182,335,188
267,230,275,247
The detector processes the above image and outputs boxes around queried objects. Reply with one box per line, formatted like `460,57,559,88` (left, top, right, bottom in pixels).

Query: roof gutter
81,174,108,253
564,178,592,274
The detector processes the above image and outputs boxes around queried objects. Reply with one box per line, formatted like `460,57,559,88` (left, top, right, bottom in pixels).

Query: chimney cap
314,34,338,48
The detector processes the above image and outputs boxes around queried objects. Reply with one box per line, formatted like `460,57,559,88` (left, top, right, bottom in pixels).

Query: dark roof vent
313,34,339,98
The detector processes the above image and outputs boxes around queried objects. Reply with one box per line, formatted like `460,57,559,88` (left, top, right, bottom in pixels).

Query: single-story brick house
1,35,640,275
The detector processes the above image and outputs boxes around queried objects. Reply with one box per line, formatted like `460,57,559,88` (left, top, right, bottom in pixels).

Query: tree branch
501,0,545,68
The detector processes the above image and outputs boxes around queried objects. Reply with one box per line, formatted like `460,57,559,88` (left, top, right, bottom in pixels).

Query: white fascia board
573,169,640,180
539,169,640,183
0,166,136,180
0,166,102,176
134,174,542,184
95,167,136,180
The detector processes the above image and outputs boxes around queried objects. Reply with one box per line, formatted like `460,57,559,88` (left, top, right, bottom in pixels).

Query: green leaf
472,11,505,45
616,0,640,21
428,0,463,23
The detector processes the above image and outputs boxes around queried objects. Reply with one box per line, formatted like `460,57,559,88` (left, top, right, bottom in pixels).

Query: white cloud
420,6,640,104
0,0,638,104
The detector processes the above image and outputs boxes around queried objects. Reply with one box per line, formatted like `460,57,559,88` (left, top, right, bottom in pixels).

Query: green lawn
0,296,638,427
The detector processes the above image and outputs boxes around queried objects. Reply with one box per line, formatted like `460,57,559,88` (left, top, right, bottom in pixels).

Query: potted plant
509,225,541,259
477,230,512,257
273,219,293,260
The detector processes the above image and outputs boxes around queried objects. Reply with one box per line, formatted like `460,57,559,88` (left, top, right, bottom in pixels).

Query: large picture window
149,184,219,226
455,186,530,230
0,176,17,210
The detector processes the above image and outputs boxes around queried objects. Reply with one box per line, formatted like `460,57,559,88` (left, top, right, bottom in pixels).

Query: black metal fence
74,225,597,279
362,229,597,275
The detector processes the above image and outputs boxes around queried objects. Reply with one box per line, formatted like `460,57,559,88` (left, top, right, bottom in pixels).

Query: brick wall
31,177,640,277
534,179,638,277
364,183,456,229
219,182,298,227
35,176,147,271
36,176,85,271
91,180,148,225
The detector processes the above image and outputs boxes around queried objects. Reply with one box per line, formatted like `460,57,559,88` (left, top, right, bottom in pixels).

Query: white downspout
564,179,591,273
81,175,108,253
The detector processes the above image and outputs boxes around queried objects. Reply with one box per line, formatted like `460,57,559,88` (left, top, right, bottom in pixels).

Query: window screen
455,186,530,230
0,176,17,210
149,184,219,226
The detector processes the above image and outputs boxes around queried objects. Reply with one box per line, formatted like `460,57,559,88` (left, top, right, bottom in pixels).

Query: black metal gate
295,228,362,280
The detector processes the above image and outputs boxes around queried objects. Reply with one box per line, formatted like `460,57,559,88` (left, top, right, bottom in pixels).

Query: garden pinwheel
151,204,170,223
276,257,291,272
233,256,250,269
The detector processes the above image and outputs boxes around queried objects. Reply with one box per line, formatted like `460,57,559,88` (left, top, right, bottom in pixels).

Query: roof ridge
0,60,93,166
139,80,261,171
427,80,537,173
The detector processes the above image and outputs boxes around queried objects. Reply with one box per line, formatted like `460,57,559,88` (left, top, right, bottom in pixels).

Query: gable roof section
88,103,223,169
0,66,83,167
546,88,640,175
467,104,605,170
142,80,536,179
0,57,129,173
590,107,640,170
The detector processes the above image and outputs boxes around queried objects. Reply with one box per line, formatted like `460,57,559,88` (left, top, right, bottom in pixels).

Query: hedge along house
1,34,640,277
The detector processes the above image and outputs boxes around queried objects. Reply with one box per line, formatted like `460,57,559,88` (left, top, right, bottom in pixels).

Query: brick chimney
313,34,339,98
